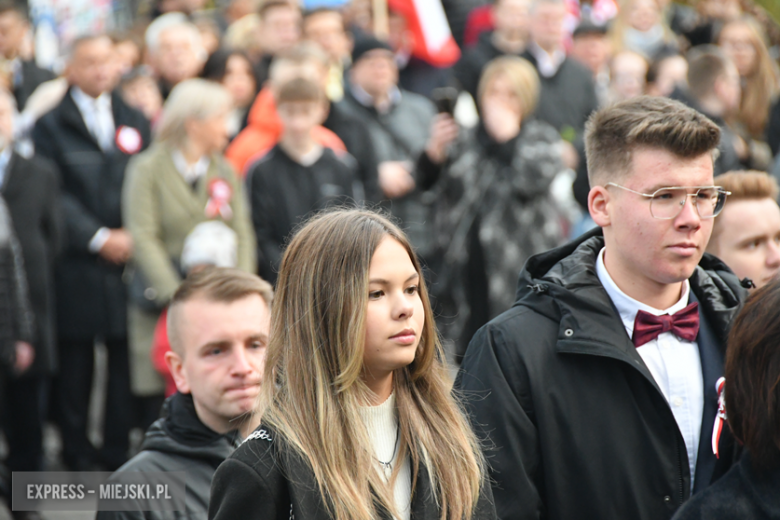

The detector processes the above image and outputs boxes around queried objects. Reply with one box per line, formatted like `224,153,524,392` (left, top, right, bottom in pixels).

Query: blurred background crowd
0,0,780,517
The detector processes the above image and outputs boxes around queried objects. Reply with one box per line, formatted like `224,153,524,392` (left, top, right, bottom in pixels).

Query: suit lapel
61,89,102,150
156,147,207,220
690,290,724,493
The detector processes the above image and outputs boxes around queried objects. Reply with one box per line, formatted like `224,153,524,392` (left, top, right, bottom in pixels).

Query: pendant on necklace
380,461,393,480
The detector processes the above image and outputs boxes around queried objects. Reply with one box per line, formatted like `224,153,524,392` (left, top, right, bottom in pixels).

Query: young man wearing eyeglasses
456,96,749,520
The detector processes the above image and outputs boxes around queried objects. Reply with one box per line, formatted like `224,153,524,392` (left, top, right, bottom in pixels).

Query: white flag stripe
410,0,452,52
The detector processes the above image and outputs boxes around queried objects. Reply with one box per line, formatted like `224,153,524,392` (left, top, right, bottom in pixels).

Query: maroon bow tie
632,302,700,348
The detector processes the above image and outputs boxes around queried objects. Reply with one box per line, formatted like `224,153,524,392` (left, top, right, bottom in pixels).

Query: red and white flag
388,0,461,67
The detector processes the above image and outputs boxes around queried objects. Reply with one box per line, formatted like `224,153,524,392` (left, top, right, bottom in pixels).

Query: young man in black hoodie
457,96,748,520
97,268,272,520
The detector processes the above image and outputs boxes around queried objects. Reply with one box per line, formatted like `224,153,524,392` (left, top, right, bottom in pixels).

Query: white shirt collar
595,247,691,338
71,86,112,112
528,41,566,78
350,82,402,114
171,149,211,185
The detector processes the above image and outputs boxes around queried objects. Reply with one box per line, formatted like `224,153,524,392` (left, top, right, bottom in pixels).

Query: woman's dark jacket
455,228,747,520
673,452,780,520
417,120,566,353
209,425,497,520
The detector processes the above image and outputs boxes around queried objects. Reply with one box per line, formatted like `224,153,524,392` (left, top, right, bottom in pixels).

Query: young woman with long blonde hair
208,208,495,520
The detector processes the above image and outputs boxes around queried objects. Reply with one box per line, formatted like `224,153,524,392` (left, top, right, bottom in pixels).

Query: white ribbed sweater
357,393,412,520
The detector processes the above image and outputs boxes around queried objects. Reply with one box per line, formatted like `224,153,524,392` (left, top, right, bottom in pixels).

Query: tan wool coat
122,143,256,395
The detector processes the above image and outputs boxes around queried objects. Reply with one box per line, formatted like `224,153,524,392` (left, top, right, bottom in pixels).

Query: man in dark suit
33,34,151,471
0,86,61,490
0,1,55,111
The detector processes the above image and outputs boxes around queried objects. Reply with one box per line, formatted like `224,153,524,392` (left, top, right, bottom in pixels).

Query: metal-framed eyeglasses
605,183,731,220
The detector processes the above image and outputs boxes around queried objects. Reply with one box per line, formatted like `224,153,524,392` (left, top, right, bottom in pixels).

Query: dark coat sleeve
209,458,284,520
455,323,544,520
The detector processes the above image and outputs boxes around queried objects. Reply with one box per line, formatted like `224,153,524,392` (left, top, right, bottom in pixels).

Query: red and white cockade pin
205,178,233,220
712,377,727,459
115,126,142,154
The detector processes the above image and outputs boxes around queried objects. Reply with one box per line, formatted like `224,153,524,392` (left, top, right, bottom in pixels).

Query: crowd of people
1,0,780,518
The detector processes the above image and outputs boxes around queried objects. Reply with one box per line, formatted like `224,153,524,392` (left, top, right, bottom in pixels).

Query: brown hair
167,266,273,354
584,95,721,186
725,276,780,472
686,45,732,100
718,16,780,138
477,56,539,121
0,0,26,20
276,76,324,104
257,208,486,520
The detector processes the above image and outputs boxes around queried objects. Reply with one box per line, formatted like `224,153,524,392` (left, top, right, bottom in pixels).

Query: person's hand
99,229,134,265
561,141,580,170
378,161,416,199
14,341,34,374
482,98,521,144
425,114,459,164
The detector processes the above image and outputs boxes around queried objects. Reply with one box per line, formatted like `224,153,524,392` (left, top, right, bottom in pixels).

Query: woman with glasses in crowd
208,208,495,520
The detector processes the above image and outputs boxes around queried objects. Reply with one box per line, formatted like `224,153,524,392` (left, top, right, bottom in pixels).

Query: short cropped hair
584,95,721,186
0,1,26,21
268,41,330,82
687,45,731,100
155,78,232,147
67,34,112,63
709,171,780,246
725,276,780,472
302,7,346,31
259,0,299,20
276,76,324,104
477,56,539,120
145,13,202,55
167,267,274,355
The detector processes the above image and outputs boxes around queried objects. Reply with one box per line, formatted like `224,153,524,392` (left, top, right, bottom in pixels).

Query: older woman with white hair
122,78,255,422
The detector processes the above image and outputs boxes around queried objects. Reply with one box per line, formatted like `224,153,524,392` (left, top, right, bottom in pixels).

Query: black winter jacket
456,228,746,520
672,452,780,520
97,392,241,520
209,424,497,520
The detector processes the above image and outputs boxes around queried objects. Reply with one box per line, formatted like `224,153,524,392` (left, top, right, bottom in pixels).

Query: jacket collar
516,227,746,361
141,392,241,464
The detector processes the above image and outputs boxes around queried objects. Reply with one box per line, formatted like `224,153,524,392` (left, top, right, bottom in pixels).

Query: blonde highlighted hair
477,56,539,121
155,78,232,147
256,208,486,520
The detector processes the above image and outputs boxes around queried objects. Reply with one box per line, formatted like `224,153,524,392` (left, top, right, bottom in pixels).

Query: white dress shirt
527,41,566,78
0,146,13,189
596,248,703,491
171,150,210,186
71,86,114,152
72,87,116,253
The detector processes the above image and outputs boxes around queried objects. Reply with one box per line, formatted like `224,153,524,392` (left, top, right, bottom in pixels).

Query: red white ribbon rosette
205,178,233,220
115,126,142,154
712,377,727,458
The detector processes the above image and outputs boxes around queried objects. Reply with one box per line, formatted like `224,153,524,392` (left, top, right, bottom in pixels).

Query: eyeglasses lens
650,188,724,219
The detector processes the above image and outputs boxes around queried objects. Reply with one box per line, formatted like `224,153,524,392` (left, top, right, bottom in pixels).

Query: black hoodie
96,392,242,520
